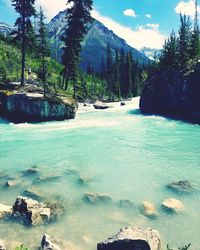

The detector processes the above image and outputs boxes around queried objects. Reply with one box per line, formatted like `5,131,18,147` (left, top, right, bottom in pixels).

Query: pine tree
11,0,36,86
160,30,178,68
178,14,192,68
119,49,126,97
106,43,113,96
62,0,93,99
190,0,200,63
37,7,50,97
113,50,121,97
124,52,132,97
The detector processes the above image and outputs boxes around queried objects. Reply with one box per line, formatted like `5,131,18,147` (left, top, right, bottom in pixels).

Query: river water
0,97,200,250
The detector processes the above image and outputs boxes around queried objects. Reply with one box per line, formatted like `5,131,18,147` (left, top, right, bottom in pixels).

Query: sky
0,0,200,50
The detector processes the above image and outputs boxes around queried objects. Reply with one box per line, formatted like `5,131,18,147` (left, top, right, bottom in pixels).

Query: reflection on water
0,98,200,249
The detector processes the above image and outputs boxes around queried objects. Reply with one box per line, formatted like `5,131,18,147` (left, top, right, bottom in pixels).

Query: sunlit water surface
0,98,200,250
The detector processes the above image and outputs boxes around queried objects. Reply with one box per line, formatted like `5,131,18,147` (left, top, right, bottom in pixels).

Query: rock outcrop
140,65,200,124
0,86,77,123
97,226,161,250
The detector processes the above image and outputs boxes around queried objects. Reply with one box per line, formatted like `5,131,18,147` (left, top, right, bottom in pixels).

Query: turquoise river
0,98,200,249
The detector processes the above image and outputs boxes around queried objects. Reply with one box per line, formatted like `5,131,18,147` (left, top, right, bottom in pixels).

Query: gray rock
0,240,6,250
167,180,194,193
41,234,61,250
84,192,112,204
142,201,158,218
12,196,51,225
120,102,126,106
97,226,161,250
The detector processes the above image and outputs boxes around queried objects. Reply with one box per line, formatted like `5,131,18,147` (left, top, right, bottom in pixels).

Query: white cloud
92,10,165,49
175,0,200,18
146,23,159,29
146,14,152,19
123,9,137,18
35,0,67,19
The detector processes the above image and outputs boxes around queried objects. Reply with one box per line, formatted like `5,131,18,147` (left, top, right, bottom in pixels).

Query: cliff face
140,64,200,124
0,91,77,123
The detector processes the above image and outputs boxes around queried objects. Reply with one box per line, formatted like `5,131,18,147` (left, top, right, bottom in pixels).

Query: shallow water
0,98,200,250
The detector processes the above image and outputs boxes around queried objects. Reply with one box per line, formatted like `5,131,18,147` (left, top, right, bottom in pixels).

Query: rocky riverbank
0,83,78,123
140,64,200,124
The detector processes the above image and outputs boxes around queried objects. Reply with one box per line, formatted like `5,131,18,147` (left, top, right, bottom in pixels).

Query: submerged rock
142,201,158,218
162,198,184,213
0,203,12,219
23,188,46,201
12,196,51,225
97,226,161,250
0,240,6,250
35,174,62,184
84,192,112,204
167,180,194,193
23,167,39,177
117,200,134,209
0,89,77,123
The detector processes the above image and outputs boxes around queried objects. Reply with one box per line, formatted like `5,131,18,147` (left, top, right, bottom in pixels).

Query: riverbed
0,97,200,249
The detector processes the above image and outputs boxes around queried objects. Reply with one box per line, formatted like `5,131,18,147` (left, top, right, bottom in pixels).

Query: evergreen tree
124,52,132,97
106,43,113,96
11,0,36,86
37,7,50,97
190,0,200,62
113,50,121,97
178,14,192,68
62,0,93,99
160,30,178,68
119,49,126,97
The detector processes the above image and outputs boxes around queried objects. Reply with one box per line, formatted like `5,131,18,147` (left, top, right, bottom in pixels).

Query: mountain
0,22,15,36
48,10,149,72
140,47,161,60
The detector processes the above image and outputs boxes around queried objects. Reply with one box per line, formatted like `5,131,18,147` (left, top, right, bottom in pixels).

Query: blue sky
0,0,199,49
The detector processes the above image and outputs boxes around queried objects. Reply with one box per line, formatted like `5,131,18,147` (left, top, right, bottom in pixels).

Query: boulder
12,196,51,225
0,240,6,250
41,234,61,250
142,201,158,218
41,234,76,250
84,192,112,204
0,203,12,219
167,180,194,193
93,101,110,110
162,198,184,213
120,102,126,106
97,226,161,250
